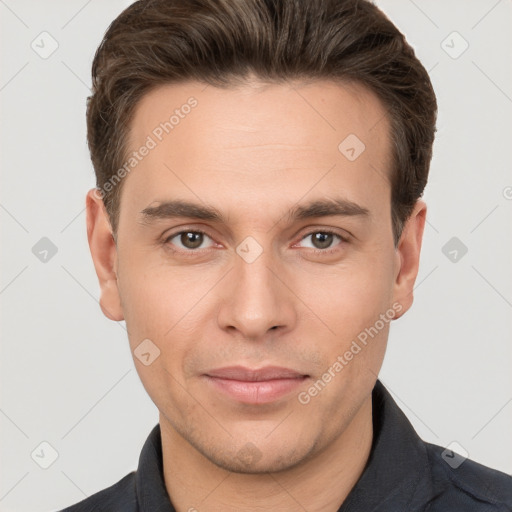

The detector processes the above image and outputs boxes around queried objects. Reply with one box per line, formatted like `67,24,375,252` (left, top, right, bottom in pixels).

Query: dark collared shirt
61,380,512,511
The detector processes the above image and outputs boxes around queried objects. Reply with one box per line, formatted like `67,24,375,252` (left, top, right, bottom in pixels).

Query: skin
86,78,426,512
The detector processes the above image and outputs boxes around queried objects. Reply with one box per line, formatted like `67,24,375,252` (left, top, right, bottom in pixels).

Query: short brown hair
87,0,437,245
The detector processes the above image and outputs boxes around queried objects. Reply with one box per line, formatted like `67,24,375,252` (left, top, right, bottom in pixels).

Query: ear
391,200,427,319
86,189,124,321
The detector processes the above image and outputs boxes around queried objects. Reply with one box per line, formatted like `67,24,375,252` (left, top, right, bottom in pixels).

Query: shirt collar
338,380,433,511
135,422,175,511
134,380,433,511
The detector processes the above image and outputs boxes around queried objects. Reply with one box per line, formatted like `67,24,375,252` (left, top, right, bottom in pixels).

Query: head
86,0,436,473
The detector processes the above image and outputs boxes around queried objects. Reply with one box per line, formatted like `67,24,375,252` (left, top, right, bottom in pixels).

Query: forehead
120,79,392,223
129,78,390,153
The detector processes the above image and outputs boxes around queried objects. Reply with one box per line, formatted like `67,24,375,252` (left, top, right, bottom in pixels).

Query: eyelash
162,228,348,257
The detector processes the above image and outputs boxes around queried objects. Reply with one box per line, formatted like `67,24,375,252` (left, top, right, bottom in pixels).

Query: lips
206,365,307,381
203,366,309,404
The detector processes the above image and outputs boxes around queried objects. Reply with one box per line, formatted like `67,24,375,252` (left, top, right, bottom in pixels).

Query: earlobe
86,189,124,321
392,200,427,319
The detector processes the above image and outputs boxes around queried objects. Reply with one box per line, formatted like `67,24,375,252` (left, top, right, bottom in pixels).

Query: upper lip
205,366,308,381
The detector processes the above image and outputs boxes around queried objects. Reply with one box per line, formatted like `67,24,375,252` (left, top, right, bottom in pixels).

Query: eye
296,230,346,252
162,228,347,256
164,230,215,251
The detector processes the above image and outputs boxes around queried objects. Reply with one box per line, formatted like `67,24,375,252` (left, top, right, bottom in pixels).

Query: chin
201,440,315,475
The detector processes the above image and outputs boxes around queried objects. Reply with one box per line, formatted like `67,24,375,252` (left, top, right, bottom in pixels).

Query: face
87,78,425,474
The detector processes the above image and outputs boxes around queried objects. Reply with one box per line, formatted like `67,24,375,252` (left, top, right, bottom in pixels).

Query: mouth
203,366,310,405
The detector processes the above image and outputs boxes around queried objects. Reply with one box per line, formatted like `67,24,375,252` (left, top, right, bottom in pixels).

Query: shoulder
423,441,512,511
58,471,138,512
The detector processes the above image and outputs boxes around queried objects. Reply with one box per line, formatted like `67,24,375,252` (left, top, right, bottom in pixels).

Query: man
62,0,512,510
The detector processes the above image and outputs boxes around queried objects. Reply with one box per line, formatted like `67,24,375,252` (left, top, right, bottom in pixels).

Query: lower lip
204,376,308,404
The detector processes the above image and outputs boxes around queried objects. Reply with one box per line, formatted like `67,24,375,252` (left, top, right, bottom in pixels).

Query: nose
216,243,297,342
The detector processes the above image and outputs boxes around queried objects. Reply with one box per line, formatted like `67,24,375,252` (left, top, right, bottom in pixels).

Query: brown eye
164,230,214,252
180,231,204,249
296,230,345,253
311,232,335,249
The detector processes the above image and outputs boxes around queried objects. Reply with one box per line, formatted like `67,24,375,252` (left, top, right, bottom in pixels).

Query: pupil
182,232,202,249
314,232,332,249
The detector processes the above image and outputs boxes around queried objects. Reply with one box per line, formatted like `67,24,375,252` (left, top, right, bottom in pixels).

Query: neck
160,395,373,512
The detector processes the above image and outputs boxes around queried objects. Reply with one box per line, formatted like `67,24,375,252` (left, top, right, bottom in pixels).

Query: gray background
1,1,511,510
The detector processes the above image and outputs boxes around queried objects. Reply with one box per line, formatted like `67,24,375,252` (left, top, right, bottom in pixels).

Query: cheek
294,255,396,383
117,256,218,370
302,253,395,325
116,258,175,352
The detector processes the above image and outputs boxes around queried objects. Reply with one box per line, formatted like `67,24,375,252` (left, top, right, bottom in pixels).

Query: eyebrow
138,197,370,225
